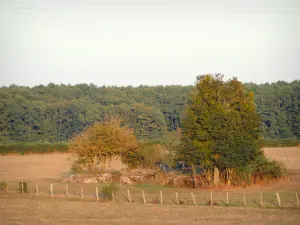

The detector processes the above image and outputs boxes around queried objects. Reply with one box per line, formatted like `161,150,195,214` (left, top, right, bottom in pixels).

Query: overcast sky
0,0,299,87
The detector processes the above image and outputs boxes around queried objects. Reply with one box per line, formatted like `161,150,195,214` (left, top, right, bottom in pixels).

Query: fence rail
1,180,300,209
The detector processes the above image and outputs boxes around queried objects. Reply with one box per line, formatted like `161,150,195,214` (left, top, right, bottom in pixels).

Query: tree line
0,80,299,144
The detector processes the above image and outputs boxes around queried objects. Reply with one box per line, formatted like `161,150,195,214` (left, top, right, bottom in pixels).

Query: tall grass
100,183,119,200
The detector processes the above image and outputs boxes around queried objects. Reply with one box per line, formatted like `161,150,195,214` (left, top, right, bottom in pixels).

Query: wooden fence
1,180,300,209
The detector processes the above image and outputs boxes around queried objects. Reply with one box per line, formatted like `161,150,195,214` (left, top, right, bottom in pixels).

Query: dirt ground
1,147,300,225
1,195,299,225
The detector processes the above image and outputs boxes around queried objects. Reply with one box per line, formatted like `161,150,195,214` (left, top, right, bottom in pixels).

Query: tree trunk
225,168,233,185
191,164,197,188
213,167,220,186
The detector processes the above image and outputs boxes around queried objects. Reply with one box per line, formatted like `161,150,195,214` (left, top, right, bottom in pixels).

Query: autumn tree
68,117,140,173
179,74,262,184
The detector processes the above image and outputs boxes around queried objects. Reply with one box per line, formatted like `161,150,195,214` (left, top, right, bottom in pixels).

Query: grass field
1,147,300,224
1,195,300,225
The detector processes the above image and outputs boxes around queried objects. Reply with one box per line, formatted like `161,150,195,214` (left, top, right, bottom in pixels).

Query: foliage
68,117,140,173
71,160,84,174
100,183,119,201
0,143,68,155
111,170,122,183
0,84,189,144
228,165,253,186
0,181,8,191
139,143,169,168
179,74,261,175
251,155,286,180
0,81,299,145
120,149,144,169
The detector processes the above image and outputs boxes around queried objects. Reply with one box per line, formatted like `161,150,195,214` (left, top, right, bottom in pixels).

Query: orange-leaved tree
69,117,140,173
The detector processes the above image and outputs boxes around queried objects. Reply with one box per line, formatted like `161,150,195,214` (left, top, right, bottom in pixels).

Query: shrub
229,165,252,186
100,182,119,201
139,143,170,169
71,160,84,173
111,170,122,183
121,150,144,169
0,181,8,192
252,156,286,181
69,118,140,173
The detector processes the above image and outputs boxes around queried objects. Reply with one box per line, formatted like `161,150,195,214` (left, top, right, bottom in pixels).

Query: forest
0,80,299,146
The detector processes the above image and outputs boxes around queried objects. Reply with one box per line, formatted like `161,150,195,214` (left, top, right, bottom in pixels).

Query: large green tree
179,74,261,183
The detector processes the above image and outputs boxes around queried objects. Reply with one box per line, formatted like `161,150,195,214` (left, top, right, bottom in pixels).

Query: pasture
1,147,300,224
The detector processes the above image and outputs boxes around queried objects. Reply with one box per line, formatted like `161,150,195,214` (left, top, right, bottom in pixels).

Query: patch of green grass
0,181,8,191
100,182,119,201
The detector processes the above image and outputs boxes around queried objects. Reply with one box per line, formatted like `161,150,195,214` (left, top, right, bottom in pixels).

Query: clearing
0,147,300,224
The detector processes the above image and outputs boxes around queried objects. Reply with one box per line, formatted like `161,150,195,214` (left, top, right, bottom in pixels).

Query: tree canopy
179,74,261,175
68,117,139,172
0,80,299,144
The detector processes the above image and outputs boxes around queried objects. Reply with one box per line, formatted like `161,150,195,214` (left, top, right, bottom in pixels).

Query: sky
0,0,299,87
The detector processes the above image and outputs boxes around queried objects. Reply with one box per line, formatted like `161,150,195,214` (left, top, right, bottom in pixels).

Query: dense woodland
0,80,299,145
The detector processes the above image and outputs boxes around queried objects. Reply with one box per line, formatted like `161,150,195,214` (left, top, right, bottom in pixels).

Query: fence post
243,193,246,207
176,192,179,205
4,173,8,192
36,183,39,196
96,187,99,202
210,191,213,206
65,184,68,198
127,189,131,203
226,192,229,206
260,192,263,207
296,192,300,208
112,192,115,203
21,181,24,194
160,191,163,205
276,193,281,208
142,190,146,204
191,192,196,206
50,183,53,197
80,185,83,199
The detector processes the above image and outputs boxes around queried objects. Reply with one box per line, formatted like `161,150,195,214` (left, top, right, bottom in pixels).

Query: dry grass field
1,147,300,225
264,147,300,184
1,195,300,225
0,153,126,181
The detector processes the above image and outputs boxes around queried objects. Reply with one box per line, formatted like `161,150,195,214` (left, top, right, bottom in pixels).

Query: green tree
179,74,261,184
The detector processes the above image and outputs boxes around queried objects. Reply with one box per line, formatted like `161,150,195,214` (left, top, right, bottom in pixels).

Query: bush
252,156,286,181
100,183,119,201
138,143,171,169
0,181,8,192
230,165,253,186
219,155,286,186
121,150,144,169
0,143,68,155
111,170,122,183
71,160,84,173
